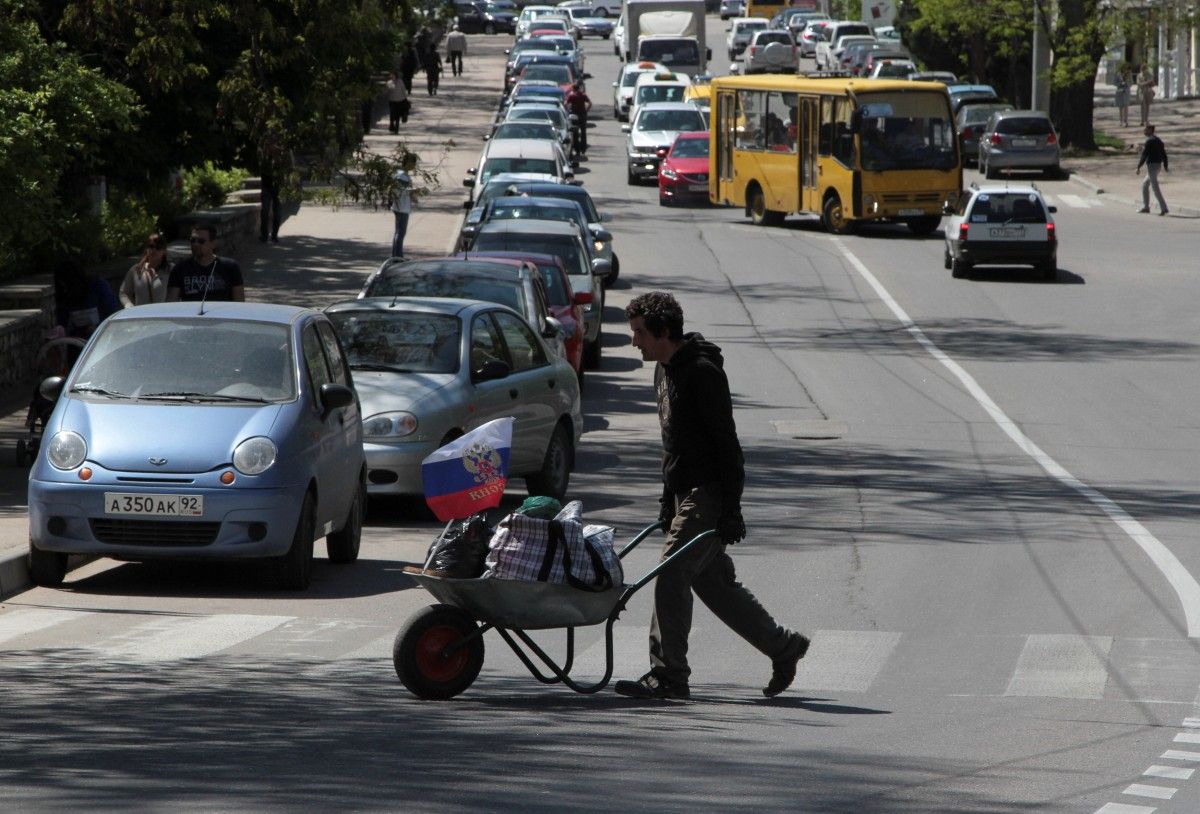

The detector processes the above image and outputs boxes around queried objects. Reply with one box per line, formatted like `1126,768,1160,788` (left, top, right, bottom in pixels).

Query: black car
455,1,515,34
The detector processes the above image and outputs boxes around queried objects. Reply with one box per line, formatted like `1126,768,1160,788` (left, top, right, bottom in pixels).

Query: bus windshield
857,92,957,171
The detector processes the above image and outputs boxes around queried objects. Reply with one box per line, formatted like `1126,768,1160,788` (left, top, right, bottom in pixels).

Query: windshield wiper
350,362,417,373
141,391,271,403
70,385,131,399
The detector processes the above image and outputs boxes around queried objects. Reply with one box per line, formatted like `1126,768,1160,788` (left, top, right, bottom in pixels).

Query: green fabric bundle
515,495,562,519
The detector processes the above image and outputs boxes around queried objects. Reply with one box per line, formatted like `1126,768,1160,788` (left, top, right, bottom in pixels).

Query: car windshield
671,137,709,158
509,107,567,128
71,318,296,402
623,70,649,88
959,104,1010,125
543,36,576,51
964,192,1047,224
757,32,792,45
368,269,526,314
473,233,588,277
739,21,768,34
490,203,584,231
995,117,1054,136
875,63,914,78
493,122,557,141
637,109,705,131
524,187,600,220
522,64,572,83
482,157,557,183
639,40,700,66
637,85,688,105
857,91,957,171
328,311,460,374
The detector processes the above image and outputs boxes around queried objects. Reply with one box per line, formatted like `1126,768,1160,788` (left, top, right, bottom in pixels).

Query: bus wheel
822,194,854,235
749,187,784,226
906,216,941,236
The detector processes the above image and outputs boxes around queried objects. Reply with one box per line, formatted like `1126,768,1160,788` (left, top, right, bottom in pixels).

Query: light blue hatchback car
27,302,366,591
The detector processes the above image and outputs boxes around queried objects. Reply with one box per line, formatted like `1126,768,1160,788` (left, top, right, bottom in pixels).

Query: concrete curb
0,550,95,600
1067,171,1105,195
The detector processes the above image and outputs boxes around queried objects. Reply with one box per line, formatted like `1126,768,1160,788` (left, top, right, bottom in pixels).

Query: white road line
1173,732,1200,744
1004,634,1112,698
793,630,901,692
96,614,293,663
1094,803,1157,814
833,239,1200,638
1144,765,1194,780
1123,783,1176,800
1182,717,1200,727
1160,749,1200,761
0,608,92,645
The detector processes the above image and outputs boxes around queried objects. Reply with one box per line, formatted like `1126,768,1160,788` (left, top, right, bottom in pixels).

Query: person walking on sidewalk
119,232,171,306
390,171,416,259
615,292,809,701
1115,65,1132,127
423,47,443,96
1136,124,1169,216
400,45,419,93
446,24,467,77
386,71,410,133
1137,63,1156,126
166,225,245,302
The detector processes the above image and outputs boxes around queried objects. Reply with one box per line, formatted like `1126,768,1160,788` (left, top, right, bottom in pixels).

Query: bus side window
818,96,834,155
832,99,855,167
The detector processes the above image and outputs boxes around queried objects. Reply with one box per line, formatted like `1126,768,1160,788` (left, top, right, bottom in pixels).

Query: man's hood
666,332,723,369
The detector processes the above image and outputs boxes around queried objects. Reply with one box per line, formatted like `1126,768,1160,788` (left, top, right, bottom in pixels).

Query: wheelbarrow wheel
394,604,484,699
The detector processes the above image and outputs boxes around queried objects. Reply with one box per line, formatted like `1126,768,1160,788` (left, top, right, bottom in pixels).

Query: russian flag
421,417,515,522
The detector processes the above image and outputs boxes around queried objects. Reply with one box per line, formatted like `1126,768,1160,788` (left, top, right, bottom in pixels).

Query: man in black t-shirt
167,224,246,302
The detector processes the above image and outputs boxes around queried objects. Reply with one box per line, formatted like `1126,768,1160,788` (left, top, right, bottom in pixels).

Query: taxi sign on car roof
655,71,677,80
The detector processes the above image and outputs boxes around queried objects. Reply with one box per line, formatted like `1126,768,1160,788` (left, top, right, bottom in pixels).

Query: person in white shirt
390,171,416,258
446,24,467,76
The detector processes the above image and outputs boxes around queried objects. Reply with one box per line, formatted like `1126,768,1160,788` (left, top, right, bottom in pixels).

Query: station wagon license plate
690,183,708,192
1013,137,1038,148
898,208,924,216
105,492,204,517
988,226,1026,239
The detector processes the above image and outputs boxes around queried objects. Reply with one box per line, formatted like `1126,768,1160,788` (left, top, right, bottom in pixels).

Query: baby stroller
17,330,86,467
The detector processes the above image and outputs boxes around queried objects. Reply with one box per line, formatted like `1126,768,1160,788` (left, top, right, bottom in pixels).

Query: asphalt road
3,26,1200,814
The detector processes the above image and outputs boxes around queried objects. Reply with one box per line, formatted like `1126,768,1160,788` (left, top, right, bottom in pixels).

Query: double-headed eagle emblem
462,441,501,483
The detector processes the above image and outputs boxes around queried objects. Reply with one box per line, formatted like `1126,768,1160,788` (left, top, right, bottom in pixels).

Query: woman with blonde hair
119,232,171,306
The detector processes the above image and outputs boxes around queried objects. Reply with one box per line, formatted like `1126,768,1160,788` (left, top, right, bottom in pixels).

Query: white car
612,11,625,56
727,17,768,60
622,101,707,184
611,61,666,121
719,0,745,20
943,184,1058,280
815,20,873,69
868,57,917,79
743,29,799,74
516,4,557,36
464,138,575,198
628,70,691,126
558,0,621,15
562,6,614,38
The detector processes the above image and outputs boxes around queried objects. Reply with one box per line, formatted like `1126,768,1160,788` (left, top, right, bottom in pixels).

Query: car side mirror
583,73,593,80
590,227,613,242
612,81,618,87
473,359,511,382
942,203,954,215
706,48,712,60
39,376,65,402
319,382,355,419
1048,205,1058,213
542,316,563,339
621,124,630,133
466,167,477,175
598,212,613,223
463,199,473,210
572,290,594,305
463,178,476,188
591,258,612,277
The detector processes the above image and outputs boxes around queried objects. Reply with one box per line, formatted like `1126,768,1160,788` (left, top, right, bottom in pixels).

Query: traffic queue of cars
26,14,1069,593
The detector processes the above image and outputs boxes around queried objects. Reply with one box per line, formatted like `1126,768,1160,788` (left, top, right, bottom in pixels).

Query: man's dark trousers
649,486,791,684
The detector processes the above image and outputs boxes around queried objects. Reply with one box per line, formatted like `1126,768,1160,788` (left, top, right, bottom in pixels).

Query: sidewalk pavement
0,37,511,600
1064,81,1200,216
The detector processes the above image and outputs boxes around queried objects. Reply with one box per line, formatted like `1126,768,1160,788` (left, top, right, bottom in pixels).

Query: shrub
180,162,251,210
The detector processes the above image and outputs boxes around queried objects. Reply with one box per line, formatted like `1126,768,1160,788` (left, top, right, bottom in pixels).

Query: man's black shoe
614,672,690,700
763,633,810,697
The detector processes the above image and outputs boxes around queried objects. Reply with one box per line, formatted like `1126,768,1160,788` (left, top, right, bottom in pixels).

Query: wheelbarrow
393,520,718,699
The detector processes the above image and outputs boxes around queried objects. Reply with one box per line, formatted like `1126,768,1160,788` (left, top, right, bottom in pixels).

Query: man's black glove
718,513,746,545
658,498,675,531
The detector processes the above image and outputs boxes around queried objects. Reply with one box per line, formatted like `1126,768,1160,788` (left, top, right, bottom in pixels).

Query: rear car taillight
989,134,1003,145
958,223,969,241
961,126,975,137
750,46,758,55
1046,222,1055,241
1046,132,1058,144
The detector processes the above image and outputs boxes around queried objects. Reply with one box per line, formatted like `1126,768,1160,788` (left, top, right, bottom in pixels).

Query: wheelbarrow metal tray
408,573,626,630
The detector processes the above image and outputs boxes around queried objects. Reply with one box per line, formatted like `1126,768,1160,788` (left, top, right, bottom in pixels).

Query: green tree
0,0,137,275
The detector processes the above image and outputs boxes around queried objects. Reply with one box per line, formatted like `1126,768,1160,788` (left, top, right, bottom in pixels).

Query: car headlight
47,431,87,470
363,412,418,439
233,436,277,476
661,167,678,180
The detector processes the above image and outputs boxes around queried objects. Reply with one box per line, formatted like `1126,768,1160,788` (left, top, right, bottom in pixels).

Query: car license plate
690,183,708,192
988,226,1026,239
105,492,204,517
898,208,924,216
1013,137,1037,148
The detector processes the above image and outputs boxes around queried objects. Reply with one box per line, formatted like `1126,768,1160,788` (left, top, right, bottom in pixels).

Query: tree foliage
0,0,137,273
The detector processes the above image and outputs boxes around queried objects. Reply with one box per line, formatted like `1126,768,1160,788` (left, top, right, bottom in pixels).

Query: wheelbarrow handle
616,519,668,560
625,528,719,594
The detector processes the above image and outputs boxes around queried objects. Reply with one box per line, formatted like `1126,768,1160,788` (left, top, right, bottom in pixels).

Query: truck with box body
621,0,710,77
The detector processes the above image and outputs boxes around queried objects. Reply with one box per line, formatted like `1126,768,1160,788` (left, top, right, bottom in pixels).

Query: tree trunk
1052,76,1098,150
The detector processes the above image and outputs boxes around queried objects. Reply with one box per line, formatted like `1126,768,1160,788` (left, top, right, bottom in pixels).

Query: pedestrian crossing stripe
4,609,1200,702
1052,193,1103,209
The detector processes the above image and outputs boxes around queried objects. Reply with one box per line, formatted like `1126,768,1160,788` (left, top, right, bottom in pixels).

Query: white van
464,139,575,201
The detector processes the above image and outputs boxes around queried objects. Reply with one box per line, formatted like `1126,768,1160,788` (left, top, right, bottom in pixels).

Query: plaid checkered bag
485,501,622,591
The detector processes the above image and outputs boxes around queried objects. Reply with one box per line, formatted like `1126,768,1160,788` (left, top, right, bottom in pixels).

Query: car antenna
198,257,218,316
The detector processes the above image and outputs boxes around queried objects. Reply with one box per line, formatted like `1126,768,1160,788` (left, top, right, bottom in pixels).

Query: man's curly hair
625,292,684,341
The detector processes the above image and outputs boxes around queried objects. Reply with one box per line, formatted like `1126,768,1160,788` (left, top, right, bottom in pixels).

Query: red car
658,131,711,206
452,250,591,385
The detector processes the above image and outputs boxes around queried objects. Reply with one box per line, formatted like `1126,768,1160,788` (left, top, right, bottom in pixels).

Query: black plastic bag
425,513,493,578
